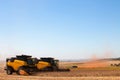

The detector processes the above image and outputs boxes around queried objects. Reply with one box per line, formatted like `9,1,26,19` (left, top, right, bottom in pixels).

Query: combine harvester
4,55,70,75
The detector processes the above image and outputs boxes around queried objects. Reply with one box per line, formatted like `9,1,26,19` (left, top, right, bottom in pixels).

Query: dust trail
78,53,110,68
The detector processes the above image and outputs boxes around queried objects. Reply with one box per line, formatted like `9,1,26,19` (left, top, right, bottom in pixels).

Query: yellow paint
7,60,27,71
36,61,51,70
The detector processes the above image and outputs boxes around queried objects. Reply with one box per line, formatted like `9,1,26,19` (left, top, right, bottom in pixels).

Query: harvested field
1,76,120,80
1,60,120,80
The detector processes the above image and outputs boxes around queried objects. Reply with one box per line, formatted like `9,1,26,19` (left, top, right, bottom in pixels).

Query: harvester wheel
6,66,13,75
17,67,30,75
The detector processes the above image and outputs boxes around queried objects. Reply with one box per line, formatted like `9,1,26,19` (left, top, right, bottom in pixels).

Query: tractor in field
4,55,69,75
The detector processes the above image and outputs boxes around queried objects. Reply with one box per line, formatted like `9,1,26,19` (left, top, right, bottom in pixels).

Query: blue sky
0,0,120,60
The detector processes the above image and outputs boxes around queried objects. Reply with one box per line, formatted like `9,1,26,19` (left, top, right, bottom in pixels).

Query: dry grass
1,60,120,80
1,76,120,80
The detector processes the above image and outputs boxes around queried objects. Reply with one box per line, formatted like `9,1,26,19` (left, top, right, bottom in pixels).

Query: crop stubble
1,61,120,80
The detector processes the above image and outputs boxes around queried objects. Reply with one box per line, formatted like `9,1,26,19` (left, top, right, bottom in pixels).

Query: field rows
1,76,120,80
1,61,120,80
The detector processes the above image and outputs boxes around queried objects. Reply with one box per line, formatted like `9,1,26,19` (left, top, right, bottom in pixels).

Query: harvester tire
17,67,29,75
6,66,13,75
16,67,23,75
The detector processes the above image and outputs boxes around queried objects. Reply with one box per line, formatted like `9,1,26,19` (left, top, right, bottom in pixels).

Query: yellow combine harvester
5,55,69,75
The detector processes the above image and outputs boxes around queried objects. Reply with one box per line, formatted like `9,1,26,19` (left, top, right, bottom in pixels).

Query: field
1,60,120,80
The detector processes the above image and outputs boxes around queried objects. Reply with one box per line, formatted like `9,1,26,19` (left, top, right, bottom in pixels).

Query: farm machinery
4,55,70,75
